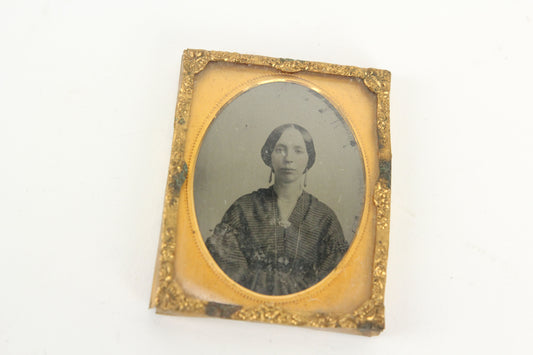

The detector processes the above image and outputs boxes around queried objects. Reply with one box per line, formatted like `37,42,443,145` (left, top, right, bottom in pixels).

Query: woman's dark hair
261,123,316,170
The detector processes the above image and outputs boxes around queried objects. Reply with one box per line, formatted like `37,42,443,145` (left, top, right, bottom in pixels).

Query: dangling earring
269,169,273,183
304,170,308,188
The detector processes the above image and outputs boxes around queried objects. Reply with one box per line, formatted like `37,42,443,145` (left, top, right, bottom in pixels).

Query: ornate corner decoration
151,50,391,335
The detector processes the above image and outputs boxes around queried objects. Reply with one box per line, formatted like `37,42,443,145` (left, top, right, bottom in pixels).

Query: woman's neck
273,181,303,201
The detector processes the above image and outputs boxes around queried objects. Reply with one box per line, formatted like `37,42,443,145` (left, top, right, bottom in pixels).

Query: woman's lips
279,168,297,173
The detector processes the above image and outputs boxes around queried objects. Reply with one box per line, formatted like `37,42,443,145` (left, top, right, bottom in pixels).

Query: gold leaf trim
374,180,391,230
179,49,389,80
153,228,207,313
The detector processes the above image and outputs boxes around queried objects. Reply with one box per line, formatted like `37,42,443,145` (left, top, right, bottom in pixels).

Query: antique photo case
150,50,391,336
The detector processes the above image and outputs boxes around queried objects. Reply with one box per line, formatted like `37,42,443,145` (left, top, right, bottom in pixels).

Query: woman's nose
284,151,294,162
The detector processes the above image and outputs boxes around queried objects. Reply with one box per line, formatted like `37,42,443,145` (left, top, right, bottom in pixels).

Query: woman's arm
316,213,348,281
205,203,249,282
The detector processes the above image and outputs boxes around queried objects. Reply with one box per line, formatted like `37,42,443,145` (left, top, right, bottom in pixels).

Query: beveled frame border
150,49,391,335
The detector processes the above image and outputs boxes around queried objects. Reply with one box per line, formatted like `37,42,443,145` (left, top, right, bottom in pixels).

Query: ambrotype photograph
194,82,365,296
151,50,391,335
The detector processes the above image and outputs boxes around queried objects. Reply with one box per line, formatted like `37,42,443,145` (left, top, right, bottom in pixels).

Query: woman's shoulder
303,192,345,241
231,187,274,207
304,191,339,219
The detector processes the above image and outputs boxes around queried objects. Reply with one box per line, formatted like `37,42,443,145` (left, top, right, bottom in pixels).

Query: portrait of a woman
205,123,348,296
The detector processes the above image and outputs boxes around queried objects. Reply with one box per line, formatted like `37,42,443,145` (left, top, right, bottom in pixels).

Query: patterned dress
205,186,348,295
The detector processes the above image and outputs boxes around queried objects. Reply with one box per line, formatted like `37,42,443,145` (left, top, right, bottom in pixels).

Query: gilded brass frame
150,49,391,336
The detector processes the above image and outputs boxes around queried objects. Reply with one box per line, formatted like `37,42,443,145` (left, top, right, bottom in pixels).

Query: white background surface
1,1,532,354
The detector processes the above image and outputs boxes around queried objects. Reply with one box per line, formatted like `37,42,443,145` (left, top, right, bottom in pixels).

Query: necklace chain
272,189,302,272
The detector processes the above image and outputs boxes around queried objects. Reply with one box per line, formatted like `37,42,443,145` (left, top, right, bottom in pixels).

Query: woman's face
271,128,309,184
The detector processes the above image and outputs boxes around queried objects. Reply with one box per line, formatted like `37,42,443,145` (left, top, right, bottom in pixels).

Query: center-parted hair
261,123,316,170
